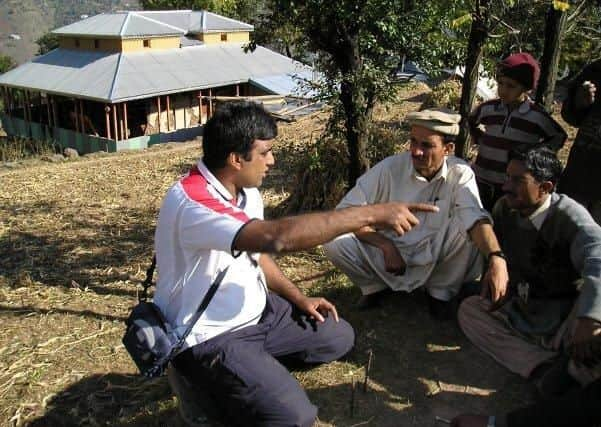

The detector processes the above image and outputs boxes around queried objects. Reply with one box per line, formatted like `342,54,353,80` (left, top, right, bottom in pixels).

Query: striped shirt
469,98,567,185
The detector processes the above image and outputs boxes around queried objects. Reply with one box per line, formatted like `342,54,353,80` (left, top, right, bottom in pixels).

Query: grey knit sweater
493,193,601,322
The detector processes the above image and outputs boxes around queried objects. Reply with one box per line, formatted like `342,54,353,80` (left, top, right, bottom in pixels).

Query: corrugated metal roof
250,71,319,98
191,11,254,33
52,10,253,38
0,49,119,101
0,44,313,103
53,13,128,37
137,11,192,32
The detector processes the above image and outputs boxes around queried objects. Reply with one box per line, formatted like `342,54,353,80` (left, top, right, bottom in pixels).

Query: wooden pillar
236,84,240,96
123,102,128,139
166,95,171,131
157,96,161,133
208,88,213,118
198,90,203,125
79,99,85,134
46,94,52,126
24,91,31,122
73,99,80,132
105,105,111,139
112,103,118,141
118,103,124,140
51,96,58,128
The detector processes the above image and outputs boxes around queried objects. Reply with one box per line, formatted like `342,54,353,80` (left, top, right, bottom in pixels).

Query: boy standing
468,52,567,210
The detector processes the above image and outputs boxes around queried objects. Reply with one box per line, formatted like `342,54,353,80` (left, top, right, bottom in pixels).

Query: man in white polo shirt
154,101,438,427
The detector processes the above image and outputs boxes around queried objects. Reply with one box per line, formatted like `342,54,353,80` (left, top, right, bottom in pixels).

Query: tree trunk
455,0,491,160
340,78,371,186
536,6,567,112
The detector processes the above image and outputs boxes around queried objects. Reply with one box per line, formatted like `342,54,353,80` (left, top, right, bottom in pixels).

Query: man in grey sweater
458,146,601,404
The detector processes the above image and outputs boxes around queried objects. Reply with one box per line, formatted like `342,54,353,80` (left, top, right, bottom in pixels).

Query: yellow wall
198,31,250,44
58,36,181,52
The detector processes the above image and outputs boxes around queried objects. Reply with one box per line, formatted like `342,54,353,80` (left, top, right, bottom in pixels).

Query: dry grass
0,84,577,427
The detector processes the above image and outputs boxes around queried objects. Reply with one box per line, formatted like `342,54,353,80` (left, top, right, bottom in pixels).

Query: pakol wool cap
497,52,540,90
406,108,461,136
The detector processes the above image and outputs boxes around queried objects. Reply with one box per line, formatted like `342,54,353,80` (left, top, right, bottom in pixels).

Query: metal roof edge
108,52,124,101
0,82,111,103
133,12,188,34
120,12,132,36
110,80,249,103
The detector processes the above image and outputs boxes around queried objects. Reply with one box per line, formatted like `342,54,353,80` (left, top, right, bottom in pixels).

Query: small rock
41,154,65,163
64,147,79,158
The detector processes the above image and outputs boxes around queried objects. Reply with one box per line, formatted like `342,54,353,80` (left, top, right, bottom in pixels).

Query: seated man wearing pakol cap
324,108,509,317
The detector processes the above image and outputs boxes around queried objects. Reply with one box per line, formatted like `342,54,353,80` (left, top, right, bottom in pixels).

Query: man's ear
444,142,455,155
540,180,554,195
228,152,243,170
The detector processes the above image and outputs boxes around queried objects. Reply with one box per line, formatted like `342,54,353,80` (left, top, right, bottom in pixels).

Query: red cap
497,53,540,90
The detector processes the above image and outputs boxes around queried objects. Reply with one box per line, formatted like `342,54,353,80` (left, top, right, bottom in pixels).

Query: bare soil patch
0,83,574,426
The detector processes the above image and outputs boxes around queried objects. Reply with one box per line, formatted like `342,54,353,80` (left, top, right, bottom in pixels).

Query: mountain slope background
0,0,139,65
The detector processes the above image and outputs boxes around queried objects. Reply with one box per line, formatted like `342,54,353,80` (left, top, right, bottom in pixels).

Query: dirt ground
0,84,574,427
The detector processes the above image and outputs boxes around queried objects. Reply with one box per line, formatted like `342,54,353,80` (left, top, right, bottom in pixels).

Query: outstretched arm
234,202,439,254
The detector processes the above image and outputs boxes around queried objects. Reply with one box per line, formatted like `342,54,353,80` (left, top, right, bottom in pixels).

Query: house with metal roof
0,10,314,153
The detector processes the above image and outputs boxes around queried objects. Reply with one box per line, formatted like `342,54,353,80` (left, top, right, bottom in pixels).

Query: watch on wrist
487,250,506,263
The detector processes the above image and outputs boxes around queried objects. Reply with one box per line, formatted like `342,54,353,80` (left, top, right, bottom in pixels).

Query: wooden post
46,94,52,127
105,105,111,139
25,91,31,122
112,103,118,141
236,84,240,96
166,95,171,131
123,102,128,139
198,90,203,125
73,98,80,132
208,88,213,118
51,96,58,128
118,103,124,140
157,96,161,133
79,99,85,134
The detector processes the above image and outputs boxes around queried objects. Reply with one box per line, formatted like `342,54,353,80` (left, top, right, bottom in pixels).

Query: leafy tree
0,55,15,74
264,0,467,186
36,33,59,55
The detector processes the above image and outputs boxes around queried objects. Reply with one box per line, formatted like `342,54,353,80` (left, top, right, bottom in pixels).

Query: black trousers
173,293,355,427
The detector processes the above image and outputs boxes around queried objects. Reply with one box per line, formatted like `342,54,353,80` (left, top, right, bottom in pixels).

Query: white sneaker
167,364,214,427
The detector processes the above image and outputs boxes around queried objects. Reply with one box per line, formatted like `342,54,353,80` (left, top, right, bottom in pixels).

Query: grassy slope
0,84,569,426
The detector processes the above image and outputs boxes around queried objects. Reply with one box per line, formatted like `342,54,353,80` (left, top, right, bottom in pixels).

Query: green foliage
35,32,59,55
0,55,14,74
421,79,465,111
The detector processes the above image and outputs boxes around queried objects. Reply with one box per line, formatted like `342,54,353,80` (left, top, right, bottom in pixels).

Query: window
220,33,227,42
143,39,150,48
94,39,99,49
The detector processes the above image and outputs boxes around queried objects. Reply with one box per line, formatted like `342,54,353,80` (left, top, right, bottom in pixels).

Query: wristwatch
487,250,506,263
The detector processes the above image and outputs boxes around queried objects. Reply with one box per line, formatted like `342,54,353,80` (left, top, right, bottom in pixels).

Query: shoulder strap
140,256,157,302
148,265,230,376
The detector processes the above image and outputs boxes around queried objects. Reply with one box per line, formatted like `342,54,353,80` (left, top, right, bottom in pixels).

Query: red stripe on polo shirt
181,166,250,223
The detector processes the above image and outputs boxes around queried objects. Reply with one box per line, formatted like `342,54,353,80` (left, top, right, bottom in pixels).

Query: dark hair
202,101,277,170
443,134,456,144
508,146,563,188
